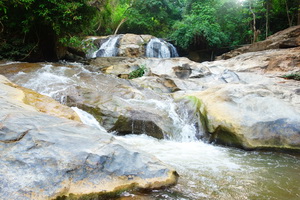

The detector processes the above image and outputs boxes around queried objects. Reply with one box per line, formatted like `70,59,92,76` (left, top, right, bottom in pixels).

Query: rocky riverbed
0,26,299,199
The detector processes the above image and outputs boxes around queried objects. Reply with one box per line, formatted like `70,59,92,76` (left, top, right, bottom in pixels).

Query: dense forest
0,0,299,61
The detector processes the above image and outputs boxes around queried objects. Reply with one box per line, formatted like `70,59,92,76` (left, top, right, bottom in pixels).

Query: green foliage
0,38,36,60
59,36,96,54
281,73,300,81
0,0,97,60
1,0,299,60
3,0,96,35
128,64,147,79
122,0,182,37
170,0,229,49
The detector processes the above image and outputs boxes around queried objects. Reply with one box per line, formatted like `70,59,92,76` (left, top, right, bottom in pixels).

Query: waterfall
92,35,121,58
168,42,179,57
146,38,179,58
88,35,179,58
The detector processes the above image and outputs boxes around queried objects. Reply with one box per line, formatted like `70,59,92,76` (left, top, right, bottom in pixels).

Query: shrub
128,64,147,79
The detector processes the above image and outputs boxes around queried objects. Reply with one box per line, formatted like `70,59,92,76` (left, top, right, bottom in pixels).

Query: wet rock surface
186,84,300,150
0,75,178,199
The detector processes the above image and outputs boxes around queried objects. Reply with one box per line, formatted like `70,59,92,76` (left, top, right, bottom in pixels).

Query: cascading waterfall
146,38,179,58
92,35,121,58
4,62,300,200
88,35,179,59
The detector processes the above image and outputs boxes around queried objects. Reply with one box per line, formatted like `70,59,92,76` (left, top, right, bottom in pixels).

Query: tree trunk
114,18,127,35
265,0,270,38
297,0,300,25
285,0,292,26
249,3,257,43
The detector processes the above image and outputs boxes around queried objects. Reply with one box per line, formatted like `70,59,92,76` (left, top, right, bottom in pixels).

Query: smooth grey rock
0,75,178,200
186,84,300,150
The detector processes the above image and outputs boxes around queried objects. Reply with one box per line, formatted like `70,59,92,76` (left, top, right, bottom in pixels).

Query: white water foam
122,98,198,142
71,107,107,132
92,35,121,58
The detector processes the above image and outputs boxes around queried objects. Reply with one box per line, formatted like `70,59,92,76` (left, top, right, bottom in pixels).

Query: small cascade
146,38,179,58
10,63,200,142
92,35,121,58
168,43,179,57
71,107,107,132
122,99,200,142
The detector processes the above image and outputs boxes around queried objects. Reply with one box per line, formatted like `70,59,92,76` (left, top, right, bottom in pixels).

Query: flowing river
2,62,300,200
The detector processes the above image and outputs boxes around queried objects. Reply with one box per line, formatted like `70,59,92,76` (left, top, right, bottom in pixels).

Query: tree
170,0,229,49
0,0,97,60
121,0,182,37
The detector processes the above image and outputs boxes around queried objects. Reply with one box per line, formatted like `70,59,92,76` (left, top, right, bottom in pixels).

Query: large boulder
180,39,300,150
187,77,300,150
0,75,80,121
0,75,178,199
118,34,152,57
186,83,300,150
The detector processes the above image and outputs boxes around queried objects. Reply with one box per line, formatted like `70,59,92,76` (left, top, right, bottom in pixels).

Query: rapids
2,62,300,200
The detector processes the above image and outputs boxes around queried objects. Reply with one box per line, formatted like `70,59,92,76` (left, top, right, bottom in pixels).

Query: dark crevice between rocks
210,124,300,154
209,126,245,150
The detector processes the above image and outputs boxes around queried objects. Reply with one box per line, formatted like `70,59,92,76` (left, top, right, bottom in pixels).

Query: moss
70,103,103,124
183,96,209,135
55,184,138,200
210,126,245,149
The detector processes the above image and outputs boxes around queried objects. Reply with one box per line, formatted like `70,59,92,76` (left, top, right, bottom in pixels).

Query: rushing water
71,98,300,200
92,35,121,58
2,62,300,200
146,38,179,58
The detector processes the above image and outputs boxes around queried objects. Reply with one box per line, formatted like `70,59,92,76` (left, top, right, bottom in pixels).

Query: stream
2,62,300,200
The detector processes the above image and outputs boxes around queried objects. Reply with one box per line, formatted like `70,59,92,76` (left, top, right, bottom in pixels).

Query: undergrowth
281,73,300,81
128,65,147,79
